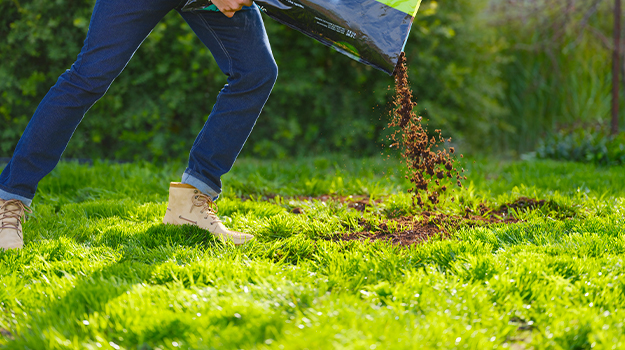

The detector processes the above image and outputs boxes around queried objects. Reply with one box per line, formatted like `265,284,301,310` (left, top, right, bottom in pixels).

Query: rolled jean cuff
0,187,33,207
181,171,220,201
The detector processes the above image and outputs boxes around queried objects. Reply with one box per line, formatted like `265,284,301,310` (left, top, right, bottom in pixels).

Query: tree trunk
613,0,622,135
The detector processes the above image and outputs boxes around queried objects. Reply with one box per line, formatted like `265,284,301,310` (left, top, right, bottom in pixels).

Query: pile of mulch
333,197,561,246
240,193,573,246
0,329,13,340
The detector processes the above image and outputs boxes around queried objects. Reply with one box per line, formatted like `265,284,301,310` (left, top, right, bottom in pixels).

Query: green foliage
0,0,507,160
536,128,625,165
1,157,625,348
491,0,621,153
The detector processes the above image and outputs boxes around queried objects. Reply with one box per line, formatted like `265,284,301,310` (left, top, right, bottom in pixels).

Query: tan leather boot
162,182,254,245
0,199,32,250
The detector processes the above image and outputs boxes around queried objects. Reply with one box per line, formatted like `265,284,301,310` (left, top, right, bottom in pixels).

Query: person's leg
0,0,183,206
176,6,278,199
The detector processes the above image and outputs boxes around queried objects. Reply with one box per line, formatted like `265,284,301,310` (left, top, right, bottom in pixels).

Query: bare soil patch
333,197,573,246
0,328,13,340
239,194,576,246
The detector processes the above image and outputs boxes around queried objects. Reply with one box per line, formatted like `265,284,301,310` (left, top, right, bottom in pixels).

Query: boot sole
163,212,254,245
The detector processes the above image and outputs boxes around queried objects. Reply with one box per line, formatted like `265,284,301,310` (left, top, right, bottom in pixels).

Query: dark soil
388,53,465,207
0,329,13,340
335,210,515,246
333,197,574,246
338,214,452,246
239,194,577,246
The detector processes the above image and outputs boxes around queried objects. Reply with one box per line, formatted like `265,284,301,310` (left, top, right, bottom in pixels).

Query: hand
211,0,253,18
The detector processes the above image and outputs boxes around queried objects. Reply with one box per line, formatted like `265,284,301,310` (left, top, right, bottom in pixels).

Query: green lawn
1,156,624,349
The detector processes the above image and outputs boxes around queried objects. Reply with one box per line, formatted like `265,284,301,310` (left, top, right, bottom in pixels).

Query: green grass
1,155,625,349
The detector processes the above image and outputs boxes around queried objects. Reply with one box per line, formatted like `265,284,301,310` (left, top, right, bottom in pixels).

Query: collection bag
182,0,422,75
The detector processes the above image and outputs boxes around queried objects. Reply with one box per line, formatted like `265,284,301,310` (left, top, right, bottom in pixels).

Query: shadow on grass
4,223,227,347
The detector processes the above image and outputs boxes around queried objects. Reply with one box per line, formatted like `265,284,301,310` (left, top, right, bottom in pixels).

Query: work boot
0,199,32,250
163,182,254,245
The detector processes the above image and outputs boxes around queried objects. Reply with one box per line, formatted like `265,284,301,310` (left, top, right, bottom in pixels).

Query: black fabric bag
182,0,422,75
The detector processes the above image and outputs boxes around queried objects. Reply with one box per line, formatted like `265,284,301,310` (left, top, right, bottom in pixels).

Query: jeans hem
0,186,33,207
181,171,221,201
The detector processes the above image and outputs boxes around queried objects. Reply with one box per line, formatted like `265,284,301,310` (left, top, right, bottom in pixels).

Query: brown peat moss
388,52,466,207
333,197,576,246
239,194,576,246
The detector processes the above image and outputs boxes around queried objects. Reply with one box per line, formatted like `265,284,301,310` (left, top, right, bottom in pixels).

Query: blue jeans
0,0,278,206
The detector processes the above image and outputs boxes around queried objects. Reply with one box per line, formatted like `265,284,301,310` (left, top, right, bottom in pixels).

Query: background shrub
536,127,625,166
491,0,622,154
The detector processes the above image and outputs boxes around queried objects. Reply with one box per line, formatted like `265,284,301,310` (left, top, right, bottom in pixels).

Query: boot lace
0,199,32,239
192,193,222,226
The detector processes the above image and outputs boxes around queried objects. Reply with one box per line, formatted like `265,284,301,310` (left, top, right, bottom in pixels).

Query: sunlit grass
1,156,624,349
